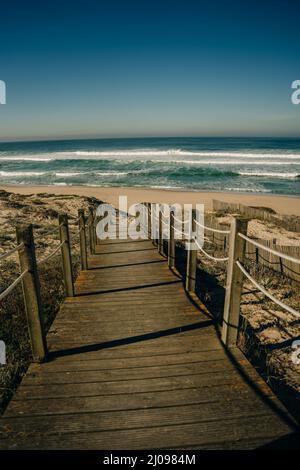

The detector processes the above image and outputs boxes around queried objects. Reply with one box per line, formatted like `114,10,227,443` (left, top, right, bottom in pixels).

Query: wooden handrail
59,213,74,297
0,208,93,364
16,224,48,363
221,217,248,346
185,209,197,293
158,208,164,256
238,232,300,264
168,210,175,269
88,207,96,255
78,209,88,270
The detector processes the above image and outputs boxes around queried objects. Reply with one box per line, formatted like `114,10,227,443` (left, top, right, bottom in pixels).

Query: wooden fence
210,200,300,282
212,198,300,233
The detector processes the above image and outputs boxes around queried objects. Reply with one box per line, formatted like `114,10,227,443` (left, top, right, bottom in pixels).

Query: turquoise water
0,137,300,194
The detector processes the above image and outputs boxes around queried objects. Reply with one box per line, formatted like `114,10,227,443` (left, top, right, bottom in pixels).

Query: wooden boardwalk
0,233,297,449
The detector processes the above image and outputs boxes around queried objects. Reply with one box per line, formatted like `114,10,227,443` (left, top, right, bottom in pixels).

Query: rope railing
194,237,229,262
35,222,64,239
173,215,189,225
236,260,300,318
142,201,298,348
173,226,187,237
0,269,28,302
0,206,96,362
36,241,66,266
185,214,230,264
0,243,24,262
238,232,300,265
194,218,231,234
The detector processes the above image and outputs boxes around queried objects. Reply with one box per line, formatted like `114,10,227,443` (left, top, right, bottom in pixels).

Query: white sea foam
224,187,272,193
168,159,300,166
149,185,185,190
1,148,300,162
0,171,46,176
55,172,83,177
95,171,128,176
71,149,183,157
0,157,52,162
238,171,299,179
63,150,300,159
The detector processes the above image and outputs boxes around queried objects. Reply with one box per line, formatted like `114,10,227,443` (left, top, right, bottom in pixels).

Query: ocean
0,137,300,195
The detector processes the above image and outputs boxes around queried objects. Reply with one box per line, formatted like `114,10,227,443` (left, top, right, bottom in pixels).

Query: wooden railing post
147,202,151,239
59,213,74,297
158,207,164,256
168,210,175,269
221,217,248,347
185,209,197,293
141,202,147,238
78,209,88,270
151,203,157,246
93,208,98,246
88,207,95,255
16,224,47,362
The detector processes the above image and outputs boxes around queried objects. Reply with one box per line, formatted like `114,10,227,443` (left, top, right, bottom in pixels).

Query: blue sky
0,0,299,141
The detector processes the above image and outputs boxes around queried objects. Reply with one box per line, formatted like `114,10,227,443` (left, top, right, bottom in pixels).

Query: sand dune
1,185,300,216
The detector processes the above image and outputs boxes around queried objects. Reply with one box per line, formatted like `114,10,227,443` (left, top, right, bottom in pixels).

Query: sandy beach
1,185,300,216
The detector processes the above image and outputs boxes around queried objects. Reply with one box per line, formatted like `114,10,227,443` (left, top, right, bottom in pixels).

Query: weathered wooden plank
5,382,282,418
0,415,293,450
20,359,247,386
13,372,267,400
28,350,230,374
45,341,222,362
1,394,286,439
47,332,220,352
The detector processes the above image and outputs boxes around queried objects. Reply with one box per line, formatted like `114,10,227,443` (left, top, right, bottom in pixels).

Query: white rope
0,243,24,262
36,222,64,238
194,219,231,234
0,269,28,301
36,241,65,266
238,233,300,265
173,226,186,237
173,216,189,224
194,238,229,262
236,260,300,318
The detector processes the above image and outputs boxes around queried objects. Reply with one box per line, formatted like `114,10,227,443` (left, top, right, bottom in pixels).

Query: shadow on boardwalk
0,237,298,449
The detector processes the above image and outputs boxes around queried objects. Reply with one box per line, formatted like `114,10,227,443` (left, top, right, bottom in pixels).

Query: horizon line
1,134,300,145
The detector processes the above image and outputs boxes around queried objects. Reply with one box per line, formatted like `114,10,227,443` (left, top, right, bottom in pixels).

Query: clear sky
0,0,299,141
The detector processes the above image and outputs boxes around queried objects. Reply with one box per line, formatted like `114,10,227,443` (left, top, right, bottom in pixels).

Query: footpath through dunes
0,223,298,449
